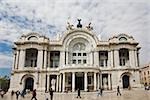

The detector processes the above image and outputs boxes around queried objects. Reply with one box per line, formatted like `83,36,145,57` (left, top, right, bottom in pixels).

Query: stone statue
103,77,108,89
66,22,74,30
51,78,56,91
77,19,82,28
86,22,93,31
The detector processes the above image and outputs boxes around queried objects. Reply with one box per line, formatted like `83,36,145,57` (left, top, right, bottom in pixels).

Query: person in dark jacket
31,89,37,100
76,88,81,98
49,88,54,100
15,90,20,100
117,86,121,96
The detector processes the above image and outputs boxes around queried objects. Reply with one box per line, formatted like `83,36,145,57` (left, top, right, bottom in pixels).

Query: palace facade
9,22,141,92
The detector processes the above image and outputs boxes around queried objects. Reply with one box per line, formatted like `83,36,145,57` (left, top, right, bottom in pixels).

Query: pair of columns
14,49,48,69
101,73,112,90
46,74,59,92
113,49,138,67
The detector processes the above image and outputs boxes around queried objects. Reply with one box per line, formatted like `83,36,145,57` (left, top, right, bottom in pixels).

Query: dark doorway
122,75,130,88
75,73,84,90
25,77,34,91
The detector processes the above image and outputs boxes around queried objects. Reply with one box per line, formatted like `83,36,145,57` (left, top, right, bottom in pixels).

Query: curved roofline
109,33,134,40
60,28,99,45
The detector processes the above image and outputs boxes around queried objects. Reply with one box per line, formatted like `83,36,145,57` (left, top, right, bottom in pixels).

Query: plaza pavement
1,88,150,100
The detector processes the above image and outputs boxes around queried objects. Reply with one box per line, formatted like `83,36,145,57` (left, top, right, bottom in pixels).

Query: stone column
19,49,25,69
37,50,43,69
56,75,59,92
44,50,47,69
97,73,100,90
137,51,140,67
66,51,68,65
15,50,20,69
72,72,75,92
100,73,102,88
129,49,135,68
134,50,138,67
47,51,50,68
94,51,99,67
47,75,50,91
13,52,17,69
108,51,111,67
84,72,88,91
87,52,90,65
59,74,62,92
94,72,97,91
108,74,111,90
60,51,65,67
90,51,94,65
110,50,114,67
62,73,65,92
114,50,119,67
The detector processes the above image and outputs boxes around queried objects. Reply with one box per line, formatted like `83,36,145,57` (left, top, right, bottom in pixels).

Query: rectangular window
73,53,76,56
72,60,76,64
78,60,81,64
100,60,104,67
83,53,87,56
83,59,87,64
78,53,81,56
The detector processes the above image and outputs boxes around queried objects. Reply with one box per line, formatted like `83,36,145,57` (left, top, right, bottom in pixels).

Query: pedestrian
100,88,103,96
15,90,20,100
49,88,54,100
76,88,81,98
0,90,5,98
31,89,37,100
97,88,103,96
21,88,26,98
117,86,121,96
11,90,14,99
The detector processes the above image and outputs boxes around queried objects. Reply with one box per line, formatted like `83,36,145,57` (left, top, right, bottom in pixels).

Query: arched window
28,36,38,41
71,43,87,65
119,37,127,42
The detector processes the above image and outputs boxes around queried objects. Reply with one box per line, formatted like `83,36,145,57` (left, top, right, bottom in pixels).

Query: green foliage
0,76,10,92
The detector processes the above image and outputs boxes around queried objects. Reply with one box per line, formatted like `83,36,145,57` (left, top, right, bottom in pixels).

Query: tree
0,75,10,92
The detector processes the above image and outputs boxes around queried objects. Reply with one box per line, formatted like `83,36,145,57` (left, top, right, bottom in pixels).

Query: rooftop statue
77,19,82,28
86,22,93,31
66,22,74,30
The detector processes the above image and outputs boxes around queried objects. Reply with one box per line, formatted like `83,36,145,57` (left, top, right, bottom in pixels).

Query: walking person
21,88,26,98
15,90,20,100
100,88,103,96
117,86,121,96
31,89,37,100
76,88,81,98
49,88,54,100
97,88,103,96
11,90,14,99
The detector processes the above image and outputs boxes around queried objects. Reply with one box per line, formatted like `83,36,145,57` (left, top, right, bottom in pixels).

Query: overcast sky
0,0,150,68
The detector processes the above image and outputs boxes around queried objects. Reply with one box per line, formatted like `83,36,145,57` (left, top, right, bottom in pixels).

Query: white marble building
9,22,141,92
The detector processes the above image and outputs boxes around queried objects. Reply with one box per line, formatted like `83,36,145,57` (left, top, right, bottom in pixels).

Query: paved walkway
1,89,150,100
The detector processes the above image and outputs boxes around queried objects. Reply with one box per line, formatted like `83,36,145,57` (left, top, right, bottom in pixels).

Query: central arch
24,77,34,91
122,75,130,89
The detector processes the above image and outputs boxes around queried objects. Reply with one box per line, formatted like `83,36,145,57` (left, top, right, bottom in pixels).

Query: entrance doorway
50,75,57,91
25,77,34,91
75,72,84,90
122,75,130,88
